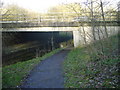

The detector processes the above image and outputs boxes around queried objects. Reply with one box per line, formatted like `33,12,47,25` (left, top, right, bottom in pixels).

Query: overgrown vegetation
63,34,119,88
2,48,61,88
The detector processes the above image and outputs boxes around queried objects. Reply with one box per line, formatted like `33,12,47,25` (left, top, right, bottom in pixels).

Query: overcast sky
1,0,119,13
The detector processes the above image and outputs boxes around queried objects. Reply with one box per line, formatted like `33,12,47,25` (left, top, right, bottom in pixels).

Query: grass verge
63,34,119,88
2,48,62,88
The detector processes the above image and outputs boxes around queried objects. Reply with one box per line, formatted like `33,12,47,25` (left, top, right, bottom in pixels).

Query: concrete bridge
1,12,119,28
2,26,119,48
1,13,119,47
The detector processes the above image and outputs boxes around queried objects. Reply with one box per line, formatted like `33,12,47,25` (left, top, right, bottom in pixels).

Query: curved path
21,49,70,88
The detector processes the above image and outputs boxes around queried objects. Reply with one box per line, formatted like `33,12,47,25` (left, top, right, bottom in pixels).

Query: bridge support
73,31,81,47
73,30,87,47
73,26,119,48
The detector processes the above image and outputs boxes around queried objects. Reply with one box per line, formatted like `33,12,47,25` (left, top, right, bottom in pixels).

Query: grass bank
2,48,62,88
63,34,119,88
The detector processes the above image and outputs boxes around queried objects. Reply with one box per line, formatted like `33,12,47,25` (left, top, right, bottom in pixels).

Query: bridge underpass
2,25,119,48
1,13,119,47
1,14,120,65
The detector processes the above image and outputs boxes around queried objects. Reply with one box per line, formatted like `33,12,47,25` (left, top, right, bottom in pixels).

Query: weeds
63,34,119,88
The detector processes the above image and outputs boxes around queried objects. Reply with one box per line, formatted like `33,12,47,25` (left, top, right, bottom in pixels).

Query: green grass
63,34,119,88
2,48,62,88
63,47,92,88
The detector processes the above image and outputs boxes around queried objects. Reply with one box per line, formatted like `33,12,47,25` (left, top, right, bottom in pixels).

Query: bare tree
100,0,108,38
117,1,120,22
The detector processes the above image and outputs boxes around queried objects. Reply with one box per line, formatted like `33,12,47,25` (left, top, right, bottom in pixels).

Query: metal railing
1,12,118,23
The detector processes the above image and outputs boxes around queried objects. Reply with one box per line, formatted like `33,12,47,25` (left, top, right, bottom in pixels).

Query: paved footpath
21,49,70,88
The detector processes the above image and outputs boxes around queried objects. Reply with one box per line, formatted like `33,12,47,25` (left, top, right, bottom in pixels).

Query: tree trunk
100,0,108,38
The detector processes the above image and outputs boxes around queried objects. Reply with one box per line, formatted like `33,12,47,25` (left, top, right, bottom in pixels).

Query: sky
1,0,119,13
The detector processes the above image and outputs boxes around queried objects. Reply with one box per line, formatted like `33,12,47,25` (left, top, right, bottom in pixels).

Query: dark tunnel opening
2,31,73,66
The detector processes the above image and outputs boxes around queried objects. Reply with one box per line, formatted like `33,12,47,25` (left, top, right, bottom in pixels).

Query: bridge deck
1,21,119,28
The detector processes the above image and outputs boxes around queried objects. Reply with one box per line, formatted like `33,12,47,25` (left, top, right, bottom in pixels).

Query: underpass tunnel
2,31,73,65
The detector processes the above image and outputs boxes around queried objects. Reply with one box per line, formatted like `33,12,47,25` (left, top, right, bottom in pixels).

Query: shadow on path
21,48,71,88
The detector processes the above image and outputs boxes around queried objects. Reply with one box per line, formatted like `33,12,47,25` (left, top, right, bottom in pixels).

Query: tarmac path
21,49,70,88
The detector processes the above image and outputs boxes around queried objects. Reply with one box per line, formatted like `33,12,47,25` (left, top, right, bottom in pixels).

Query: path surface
21,49,70,88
